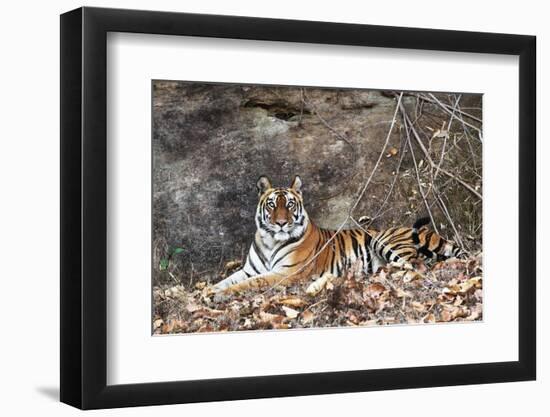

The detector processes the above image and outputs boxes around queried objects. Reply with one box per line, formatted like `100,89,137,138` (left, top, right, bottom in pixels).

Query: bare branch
403,115,439,234
433,185,466,250
399,101,483,200
368,135,406,225
412,92,482,123
425,93,483,141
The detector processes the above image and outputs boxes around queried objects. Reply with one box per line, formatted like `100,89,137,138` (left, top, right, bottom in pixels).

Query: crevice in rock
242,99,311,121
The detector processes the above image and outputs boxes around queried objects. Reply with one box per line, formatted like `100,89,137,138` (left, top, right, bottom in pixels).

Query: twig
168,271,178,283
433,94,460,181
303,91,357,155
189,261,195,288
298,88,305,126
301,298,328,315
433,129,448,181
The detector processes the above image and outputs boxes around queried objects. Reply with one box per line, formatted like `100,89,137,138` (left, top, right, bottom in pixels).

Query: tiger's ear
256,176,272,196
290,175,303,194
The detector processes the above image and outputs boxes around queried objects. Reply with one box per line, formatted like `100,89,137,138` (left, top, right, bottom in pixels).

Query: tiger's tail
414,217,467,261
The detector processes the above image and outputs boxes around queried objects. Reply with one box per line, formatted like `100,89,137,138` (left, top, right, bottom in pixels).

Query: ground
153,255,482,334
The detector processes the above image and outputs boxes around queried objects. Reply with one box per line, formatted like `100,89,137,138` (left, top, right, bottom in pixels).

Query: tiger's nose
275,220,287,227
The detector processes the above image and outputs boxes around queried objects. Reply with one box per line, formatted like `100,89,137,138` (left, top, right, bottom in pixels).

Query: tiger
212,175,464,293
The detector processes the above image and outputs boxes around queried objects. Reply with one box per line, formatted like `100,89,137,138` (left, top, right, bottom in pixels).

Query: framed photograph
60,6,536,409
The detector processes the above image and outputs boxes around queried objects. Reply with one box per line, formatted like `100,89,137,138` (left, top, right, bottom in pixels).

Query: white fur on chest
255,231,291,270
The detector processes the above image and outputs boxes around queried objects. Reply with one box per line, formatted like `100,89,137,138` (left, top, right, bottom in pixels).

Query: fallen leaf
411,301,426,313
161,319,178,333
272,322,291,330
185,302,202,313
301,310,315,324
281,306,299,319
391,270,406,280
459,277,482,293
431,128,449,140
422,313,436,323
364,296,377,312
440,309,453,322
453,294,464,306
395,288,412,298
365,282,387,298
194,307,225,317
251,294,266,308
164,285,185,298
194,281,206,290
403,270,423,283
197,324,215,333
346,311,360,324
277,297,307,307
224,260,242,270
465,303,483,321
385,147,399,158
443,276,482,296
439,304,469,322
259,311,285,323
388,261,414,271
474,289,483,301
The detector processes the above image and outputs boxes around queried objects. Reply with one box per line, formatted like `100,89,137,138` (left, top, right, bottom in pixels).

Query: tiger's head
255,175,309,243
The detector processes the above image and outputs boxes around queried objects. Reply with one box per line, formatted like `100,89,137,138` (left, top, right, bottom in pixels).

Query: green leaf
171,247,184,255
159,258,169,271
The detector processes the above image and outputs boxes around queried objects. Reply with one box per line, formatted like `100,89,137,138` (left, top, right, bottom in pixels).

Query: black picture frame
60,6,536,410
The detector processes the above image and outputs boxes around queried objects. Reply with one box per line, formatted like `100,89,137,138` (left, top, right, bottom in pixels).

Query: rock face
152,81,482,286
